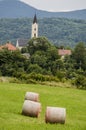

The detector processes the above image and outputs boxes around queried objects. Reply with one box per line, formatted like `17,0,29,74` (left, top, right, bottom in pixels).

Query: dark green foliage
74,75,86,90
72,42,86,70
56,70,66,81
0,37,86,89
27,37,60,75
9,77,22,84
0,37,61,78
31,53,47,68
0,18,32,44
27,64,43,74
27,37,51,55
0,18,86,48
0,49,29,76
21,47,28,53
28,73,59,82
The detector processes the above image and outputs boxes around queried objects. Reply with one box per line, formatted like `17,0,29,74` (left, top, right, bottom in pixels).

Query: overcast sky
20,0,86,12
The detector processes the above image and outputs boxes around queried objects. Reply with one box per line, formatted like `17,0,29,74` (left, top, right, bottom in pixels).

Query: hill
0,18,86,48
0,0,86,20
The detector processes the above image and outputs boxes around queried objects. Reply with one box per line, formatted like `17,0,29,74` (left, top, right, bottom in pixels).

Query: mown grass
0,83,86,130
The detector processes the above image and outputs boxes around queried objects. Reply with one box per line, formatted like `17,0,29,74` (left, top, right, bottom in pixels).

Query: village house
0,42,17,51
58,49,72,58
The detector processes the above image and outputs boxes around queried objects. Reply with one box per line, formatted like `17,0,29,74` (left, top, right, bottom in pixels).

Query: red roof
58,49,71,56
0,43,17,51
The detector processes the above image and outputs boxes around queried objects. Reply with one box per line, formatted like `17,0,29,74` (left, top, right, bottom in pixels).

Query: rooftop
0,43,17,51
58,49,71,56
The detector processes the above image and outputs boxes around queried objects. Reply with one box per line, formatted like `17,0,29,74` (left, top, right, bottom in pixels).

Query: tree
27,37,60,75
0,49,28,76
46,46,60,61
72,42,86,70
31,52,47,68
27,37,51,55
27,64,43,74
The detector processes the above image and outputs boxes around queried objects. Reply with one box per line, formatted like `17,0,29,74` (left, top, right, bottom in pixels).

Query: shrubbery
0,38,86,90
28,73,59,82
10,72,59,84
72,75,86,90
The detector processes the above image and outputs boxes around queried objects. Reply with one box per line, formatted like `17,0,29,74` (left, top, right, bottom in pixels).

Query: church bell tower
31,14,38,38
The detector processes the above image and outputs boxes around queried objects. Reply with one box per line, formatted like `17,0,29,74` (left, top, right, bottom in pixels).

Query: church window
34,28,36,31
34,33,36,37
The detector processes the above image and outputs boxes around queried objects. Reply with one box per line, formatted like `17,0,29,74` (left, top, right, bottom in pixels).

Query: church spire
33,14,37,24
31,14,38,38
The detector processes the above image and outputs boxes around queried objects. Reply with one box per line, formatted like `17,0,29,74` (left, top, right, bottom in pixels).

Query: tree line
0,37,86,89
0,18,86,48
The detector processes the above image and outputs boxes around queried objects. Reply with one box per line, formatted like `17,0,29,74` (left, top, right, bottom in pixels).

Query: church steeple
33,14,37,24
31,14,38,38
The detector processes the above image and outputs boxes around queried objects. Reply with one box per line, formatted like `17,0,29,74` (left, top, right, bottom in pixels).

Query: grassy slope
0,83,86,130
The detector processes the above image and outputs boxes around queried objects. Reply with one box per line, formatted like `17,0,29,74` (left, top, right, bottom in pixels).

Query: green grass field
0,83,86,130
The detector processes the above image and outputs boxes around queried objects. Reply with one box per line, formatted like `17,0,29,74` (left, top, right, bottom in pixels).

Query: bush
74,75,86,90
9,77,21,84
0,71,2,76
27,64,43,74
66,70,77,79
56,71,66,81
28,73,59,82
25,79,37,84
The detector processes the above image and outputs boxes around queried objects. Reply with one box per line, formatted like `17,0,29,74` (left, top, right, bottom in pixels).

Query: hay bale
45,106,66,124
22,100,41,118
25,92,39,102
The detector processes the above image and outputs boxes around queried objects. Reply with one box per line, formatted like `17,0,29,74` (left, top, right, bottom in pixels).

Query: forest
0,37,86,89
0,18,86,48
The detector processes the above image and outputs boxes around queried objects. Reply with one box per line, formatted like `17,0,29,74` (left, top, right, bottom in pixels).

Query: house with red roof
0,43,17,51
58,49,72,58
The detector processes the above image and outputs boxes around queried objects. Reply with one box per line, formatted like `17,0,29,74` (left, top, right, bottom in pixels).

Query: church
15,14,71,57
16,14,38,50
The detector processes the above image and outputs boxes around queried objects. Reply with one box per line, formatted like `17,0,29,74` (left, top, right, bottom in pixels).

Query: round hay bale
22,100,41,118
25,92,39,102
45,107,66,124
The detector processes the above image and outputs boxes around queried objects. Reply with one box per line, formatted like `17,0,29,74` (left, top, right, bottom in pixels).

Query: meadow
0,83,86,130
